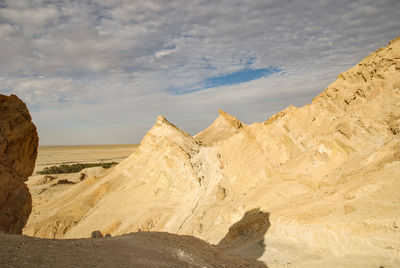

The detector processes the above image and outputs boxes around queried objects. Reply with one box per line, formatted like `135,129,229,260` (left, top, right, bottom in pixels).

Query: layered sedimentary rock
0,94,38,234
25,37,400,266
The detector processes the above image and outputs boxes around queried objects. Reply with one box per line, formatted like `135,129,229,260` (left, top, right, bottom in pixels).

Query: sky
0,0,399,145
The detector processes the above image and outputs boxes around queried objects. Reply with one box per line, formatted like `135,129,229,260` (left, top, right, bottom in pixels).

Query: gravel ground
0,232,267,268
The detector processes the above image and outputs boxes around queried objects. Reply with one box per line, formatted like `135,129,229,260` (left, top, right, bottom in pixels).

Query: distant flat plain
33,144,138,173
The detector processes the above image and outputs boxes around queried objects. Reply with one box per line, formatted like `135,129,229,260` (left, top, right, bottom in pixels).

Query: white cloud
155,46,178,58
0,0,399,145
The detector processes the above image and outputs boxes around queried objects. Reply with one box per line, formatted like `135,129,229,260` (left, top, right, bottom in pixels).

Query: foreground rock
0,232,266,268
0,94,38,234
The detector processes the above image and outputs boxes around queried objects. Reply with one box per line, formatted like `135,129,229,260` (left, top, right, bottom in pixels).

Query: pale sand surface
34,144,138,173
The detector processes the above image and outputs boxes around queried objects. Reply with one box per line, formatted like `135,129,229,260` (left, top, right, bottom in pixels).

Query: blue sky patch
169,66,281,95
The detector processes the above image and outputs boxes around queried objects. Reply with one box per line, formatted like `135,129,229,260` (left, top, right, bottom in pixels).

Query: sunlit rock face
24,37,400,266
0,94,38,234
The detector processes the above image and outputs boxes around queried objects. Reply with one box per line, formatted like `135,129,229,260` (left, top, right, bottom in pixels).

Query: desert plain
33,144,138,173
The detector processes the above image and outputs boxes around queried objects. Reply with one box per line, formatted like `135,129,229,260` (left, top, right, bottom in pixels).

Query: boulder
0,94,38,234
91,230,103,238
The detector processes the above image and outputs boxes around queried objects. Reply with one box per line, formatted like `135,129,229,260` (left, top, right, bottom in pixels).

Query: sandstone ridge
24,37,400,267
195,109,243,146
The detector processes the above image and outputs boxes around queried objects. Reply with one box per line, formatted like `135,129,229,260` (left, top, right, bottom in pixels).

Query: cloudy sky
0,0,399,145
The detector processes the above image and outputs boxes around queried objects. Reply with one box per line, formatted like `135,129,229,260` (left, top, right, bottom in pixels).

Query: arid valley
1,1,400,267
1,37,399,267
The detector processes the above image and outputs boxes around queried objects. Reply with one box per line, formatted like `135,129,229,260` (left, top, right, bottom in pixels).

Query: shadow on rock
217,208,270,265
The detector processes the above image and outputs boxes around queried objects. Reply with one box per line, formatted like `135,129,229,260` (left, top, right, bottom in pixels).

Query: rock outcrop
24,37,400,267
0,94,38,234
195,109,243,146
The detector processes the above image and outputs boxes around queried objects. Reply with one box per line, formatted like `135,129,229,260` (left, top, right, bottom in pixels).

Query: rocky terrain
0,98,266,267
0,231,266,268
0,94,38,234
21,37,400,267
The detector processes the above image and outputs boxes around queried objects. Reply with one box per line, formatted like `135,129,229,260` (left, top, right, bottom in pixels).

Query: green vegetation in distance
37,162,118,175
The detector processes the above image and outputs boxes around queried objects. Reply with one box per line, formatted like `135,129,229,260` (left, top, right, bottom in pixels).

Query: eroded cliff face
24,37,400,266
0,94,38,234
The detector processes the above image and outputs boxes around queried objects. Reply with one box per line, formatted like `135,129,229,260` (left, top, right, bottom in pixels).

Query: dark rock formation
91,230,103,238
0,94,38,234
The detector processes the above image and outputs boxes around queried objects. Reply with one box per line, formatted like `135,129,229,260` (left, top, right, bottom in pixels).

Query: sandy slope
24,37,400,267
